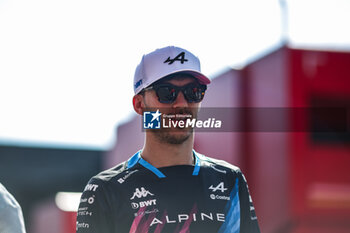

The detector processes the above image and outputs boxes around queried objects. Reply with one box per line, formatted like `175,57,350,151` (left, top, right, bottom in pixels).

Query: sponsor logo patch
131,199,157,209
209,182,227,193
130,187,154,200
209,182,230,201
84,184,99,192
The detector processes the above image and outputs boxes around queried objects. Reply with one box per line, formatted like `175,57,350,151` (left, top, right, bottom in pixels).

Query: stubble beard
153,127,193,145
144,105,196,145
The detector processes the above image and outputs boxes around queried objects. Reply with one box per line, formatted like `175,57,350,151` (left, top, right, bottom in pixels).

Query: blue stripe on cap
218,177,240,233
192,150,201,176
139,158,166,178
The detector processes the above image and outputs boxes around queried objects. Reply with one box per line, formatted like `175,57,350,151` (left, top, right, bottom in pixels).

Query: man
0,183,26,233
76,46,260,233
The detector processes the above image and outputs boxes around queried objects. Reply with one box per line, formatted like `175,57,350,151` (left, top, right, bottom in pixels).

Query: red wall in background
244,46,350,233
289,48,350,232
243,47,290,233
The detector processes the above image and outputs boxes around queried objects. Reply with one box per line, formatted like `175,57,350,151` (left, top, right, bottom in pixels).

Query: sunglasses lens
153,83,206,103
184,85,205,103
157,86,177,103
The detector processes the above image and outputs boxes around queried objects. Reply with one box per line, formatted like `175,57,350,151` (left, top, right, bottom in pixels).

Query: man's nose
172,91,188,108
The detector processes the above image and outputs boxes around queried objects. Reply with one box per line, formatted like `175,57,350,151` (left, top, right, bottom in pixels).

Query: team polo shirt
76,150,260,233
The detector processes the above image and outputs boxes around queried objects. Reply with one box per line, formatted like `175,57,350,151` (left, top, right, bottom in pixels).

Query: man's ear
132,94,144,115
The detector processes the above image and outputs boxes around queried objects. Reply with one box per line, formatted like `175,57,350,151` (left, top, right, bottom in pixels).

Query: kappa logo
164,52,188,65
209,182,227,193
130,187,154,200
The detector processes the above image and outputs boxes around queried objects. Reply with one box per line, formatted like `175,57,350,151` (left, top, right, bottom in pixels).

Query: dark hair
138,89,146,96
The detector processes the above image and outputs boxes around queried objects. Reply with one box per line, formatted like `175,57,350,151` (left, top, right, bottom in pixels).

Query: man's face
142,74,203,145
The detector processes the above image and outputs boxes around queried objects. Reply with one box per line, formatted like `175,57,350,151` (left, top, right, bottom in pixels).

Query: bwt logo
131,199,157,209
143,110,161,129
84,184,99,192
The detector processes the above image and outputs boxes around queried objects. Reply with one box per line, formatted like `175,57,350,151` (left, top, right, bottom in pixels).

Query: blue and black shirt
76,150,260,233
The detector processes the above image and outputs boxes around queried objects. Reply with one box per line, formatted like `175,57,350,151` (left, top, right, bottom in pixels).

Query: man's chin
153,130,192,145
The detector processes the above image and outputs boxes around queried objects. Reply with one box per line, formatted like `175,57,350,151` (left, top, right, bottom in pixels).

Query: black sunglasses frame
143,83,207,104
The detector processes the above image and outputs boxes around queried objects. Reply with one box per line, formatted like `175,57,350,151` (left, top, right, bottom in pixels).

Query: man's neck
141,133,194,168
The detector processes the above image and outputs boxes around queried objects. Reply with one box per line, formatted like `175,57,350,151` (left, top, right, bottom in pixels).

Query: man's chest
112,173,237,233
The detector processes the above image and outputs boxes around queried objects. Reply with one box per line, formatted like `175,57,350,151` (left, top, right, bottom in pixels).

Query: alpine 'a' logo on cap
164,52,188,65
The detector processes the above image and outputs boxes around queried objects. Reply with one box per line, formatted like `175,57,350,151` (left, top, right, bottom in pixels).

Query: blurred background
0,0,349,232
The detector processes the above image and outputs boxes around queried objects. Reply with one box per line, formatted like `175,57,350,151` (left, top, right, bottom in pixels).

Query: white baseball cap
133,46,211,94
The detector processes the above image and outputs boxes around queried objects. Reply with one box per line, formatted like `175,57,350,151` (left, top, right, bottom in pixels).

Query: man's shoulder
196,152,242,174
88,160,137,186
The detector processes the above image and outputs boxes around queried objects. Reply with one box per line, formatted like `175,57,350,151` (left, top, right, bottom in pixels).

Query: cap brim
156,69,211,86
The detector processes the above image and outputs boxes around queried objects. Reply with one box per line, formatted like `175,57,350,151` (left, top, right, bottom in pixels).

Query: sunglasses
144,82,207,104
